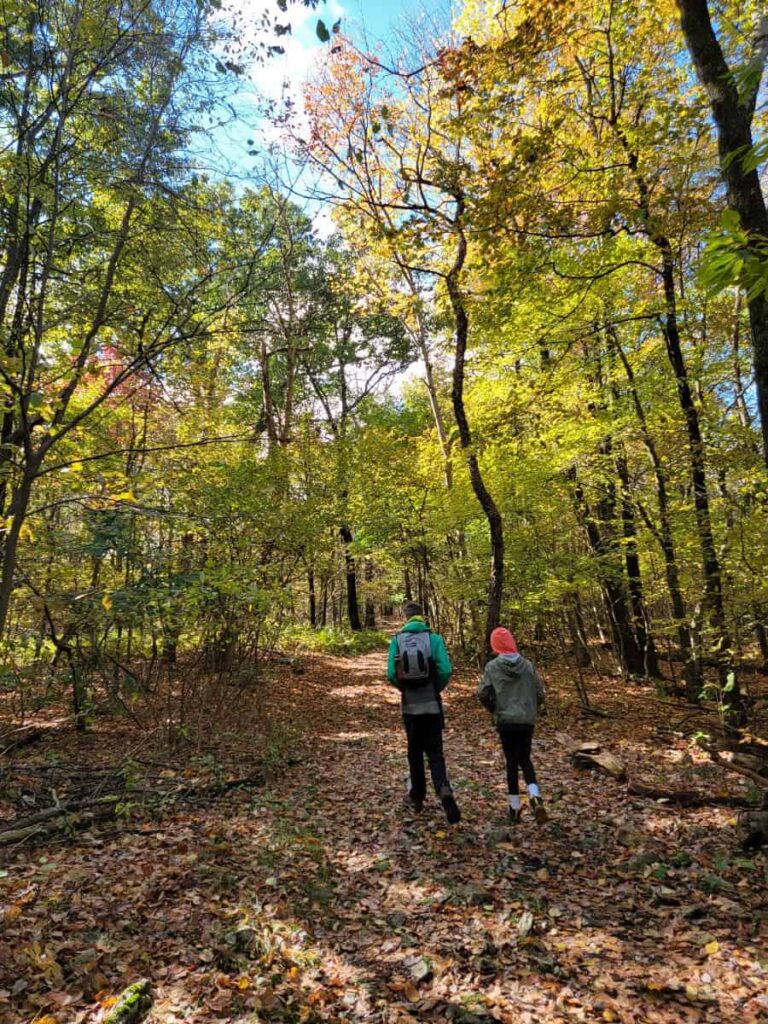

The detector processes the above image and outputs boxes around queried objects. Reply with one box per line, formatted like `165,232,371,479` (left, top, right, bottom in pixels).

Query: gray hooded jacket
477,654,545,727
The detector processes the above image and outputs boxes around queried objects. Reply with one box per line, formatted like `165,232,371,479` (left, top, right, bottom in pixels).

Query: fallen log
0,796,121,845
0,805,119,845
0,772,266,846
627,783,753,808
0,726,43,757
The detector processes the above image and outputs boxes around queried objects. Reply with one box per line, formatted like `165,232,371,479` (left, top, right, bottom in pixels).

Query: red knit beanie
490,627,518,655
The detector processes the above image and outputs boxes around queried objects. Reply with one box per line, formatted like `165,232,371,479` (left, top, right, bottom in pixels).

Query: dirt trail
1,651,766,1023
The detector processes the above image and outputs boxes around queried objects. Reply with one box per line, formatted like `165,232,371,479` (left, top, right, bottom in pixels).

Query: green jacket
477,653,545,727
387,617,453,692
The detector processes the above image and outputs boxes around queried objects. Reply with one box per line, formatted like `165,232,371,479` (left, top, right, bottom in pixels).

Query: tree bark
363,559,376,628
339,524,361,631
615,451,661,678
569,468,646,677
446,192,504,654
658,244,737,705
608,324,700,696
676,1,768,465
613,121,738,707
308,568,317,627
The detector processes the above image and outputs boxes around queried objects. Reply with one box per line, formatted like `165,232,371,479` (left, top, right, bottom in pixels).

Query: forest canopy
0,0,766,725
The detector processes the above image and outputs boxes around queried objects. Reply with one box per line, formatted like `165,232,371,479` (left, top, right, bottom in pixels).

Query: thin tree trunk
615,452,661,678
608,324,700,696
657,244,737,704
339,524,361,631
612,115,736,705
364,559,375,629
308,568,317,627
446,193,504,654
569,467,646,677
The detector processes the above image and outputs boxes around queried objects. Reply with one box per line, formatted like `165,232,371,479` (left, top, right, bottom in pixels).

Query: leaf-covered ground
1,651,767,1023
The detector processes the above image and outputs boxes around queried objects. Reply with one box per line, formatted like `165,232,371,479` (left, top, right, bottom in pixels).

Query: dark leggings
498,725,537,794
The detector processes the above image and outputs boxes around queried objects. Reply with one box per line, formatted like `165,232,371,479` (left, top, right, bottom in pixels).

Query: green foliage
282,625,388,656
701,210,768,300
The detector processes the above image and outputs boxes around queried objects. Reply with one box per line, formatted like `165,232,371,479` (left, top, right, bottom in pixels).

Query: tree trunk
676,1,768,465
753,608,768,673
320,577,328,627
569,468,646,677
0,465,36,638
657,245,737,705
608,324,700,697
615,452,661,678
364,559,375,628
308,568,317,627
567,591,591,668
613,116,737,706
339,524,361,631
446,194,504,655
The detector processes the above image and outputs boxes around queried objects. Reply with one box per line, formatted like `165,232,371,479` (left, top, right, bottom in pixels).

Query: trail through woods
1,652,767,1023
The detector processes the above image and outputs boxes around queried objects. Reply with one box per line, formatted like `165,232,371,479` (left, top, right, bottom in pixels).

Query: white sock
528,783,541,798
508,794,521,810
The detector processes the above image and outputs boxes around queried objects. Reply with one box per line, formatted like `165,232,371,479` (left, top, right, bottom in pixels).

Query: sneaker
530,796,548,825
404,790,424,813
439,785,461,825
508,805,523,824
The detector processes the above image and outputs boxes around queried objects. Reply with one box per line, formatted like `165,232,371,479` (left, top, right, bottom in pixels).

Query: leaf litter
0,649,766,1023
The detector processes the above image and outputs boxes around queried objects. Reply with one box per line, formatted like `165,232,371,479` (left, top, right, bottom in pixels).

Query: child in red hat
477,627,548,824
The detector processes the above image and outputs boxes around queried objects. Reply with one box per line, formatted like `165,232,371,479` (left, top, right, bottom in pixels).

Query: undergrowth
282,625,388,657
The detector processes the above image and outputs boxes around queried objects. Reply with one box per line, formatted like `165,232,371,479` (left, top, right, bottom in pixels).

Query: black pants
403,713,449,800
498,725,537,794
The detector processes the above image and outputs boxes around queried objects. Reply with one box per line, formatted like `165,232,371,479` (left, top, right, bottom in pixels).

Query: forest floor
1,649,767,1024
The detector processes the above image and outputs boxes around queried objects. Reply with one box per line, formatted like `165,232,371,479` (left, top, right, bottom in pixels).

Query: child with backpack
387,602,461,824
477,627,548,824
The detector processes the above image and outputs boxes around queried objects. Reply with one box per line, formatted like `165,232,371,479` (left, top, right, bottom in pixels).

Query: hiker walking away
387,601,461,824
477,627,548,824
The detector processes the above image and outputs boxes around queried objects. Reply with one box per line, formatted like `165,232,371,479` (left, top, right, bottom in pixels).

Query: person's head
490,627,518,655
402,600,424,621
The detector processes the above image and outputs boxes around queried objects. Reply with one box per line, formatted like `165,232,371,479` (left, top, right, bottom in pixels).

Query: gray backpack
395,631,434,687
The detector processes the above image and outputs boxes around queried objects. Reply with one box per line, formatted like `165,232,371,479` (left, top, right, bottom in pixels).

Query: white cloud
226,0,346,107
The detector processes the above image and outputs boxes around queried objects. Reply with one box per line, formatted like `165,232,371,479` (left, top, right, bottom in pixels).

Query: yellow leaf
19,522,35,542
70,461,84,472
102,594,113,611
37,1017,58,1024
110,490,137,503
435,830,446,839
704,940,719,956
603,1010,618,1022
237,977,250,991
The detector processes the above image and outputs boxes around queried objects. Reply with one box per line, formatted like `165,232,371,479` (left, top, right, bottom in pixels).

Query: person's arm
477,670,496,712
387,636,401,688
430,633,453,691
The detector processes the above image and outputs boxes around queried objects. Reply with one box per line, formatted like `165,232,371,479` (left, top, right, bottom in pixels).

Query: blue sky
200,0,449,182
